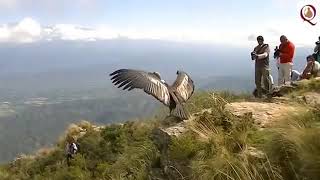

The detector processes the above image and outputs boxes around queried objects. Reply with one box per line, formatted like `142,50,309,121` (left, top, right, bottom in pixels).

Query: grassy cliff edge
1,78,320,180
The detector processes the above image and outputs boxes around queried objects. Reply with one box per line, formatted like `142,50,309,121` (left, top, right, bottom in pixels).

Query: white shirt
72,143,78,151
255,44,270,60
291,70,301,81
66,142,78,154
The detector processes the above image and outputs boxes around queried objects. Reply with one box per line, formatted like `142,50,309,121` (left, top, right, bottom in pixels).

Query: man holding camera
251,35,271,98
275,35,295,86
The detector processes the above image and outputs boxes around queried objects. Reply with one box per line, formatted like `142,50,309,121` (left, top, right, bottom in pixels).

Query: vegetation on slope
1,78,320,179
0,94,159,163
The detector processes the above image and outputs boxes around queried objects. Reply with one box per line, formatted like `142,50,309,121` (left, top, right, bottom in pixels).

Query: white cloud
0,25,10,40
0,17,42,43
12,17,42,42
0,18,120,43
53,24,96,41
47,24,121,41
0,16,318,48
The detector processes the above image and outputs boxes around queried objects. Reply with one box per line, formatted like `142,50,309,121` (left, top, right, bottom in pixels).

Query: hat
257,36,264,41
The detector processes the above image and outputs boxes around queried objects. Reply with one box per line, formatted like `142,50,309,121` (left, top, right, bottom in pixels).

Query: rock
92,125,104,132
162,123,188,137
151,120,188,155
151,117,189,180
226,102,303,128
303,92,320,106
79,127,86,132
269,84,296,97
151,128,172,151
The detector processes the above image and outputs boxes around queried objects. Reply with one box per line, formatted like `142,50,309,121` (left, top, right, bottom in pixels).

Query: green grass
185,90,251,114
264,106,320,180
2,89,320,180
1,120,160,180
288,78,320,98
185,96,281,180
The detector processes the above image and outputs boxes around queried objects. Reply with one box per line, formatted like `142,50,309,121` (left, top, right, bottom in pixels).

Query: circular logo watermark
300,4,317,25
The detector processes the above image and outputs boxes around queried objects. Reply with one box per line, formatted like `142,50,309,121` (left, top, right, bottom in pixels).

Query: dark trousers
255,67,271,96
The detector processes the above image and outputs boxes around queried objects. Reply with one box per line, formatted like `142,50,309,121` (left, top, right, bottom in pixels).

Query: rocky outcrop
225,101,304,128
64,120,106,141
268,84,297,97
151,117,189,180
301,92,320,106
150,108,217,179
150,82,320,179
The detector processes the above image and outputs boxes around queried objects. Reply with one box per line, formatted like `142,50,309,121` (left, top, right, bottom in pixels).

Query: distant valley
0,39,313,162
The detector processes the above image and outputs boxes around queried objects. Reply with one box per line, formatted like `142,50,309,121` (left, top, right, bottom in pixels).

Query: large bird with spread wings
109,69,195,120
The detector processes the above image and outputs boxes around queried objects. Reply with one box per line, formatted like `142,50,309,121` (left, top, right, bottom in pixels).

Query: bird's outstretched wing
110,69,170,106
171,71,194,102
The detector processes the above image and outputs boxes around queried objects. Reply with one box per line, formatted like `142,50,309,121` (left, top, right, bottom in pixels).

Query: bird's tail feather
172,104,190,120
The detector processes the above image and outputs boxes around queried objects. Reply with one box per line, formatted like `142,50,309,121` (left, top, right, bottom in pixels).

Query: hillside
0,38,309,163
0,78,319,180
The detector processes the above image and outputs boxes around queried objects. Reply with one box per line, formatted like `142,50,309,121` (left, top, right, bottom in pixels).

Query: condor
109,69,195,120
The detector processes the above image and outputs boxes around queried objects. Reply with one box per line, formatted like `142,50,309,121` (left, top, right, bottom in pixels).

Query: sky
0,0,319,47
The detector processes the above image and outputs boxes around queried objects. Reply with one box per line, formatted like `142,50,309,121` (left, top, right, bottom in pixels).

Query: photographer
313,36,320,63
251,35,271,98
276,35,295,86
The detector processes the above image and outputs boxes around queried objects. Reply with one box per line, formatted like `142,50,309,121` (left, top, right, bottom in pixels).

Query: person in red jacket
277,35,295,85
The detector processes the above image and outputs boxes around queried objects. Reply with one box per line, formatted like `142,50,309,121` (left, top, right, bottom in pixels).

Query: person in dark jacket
313,36,320,63
251,35,271,98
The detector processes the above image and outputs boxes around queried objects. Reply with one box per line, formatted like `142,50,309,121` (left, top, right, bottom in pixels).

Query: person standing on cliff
277,35,295,85
251,35,271,98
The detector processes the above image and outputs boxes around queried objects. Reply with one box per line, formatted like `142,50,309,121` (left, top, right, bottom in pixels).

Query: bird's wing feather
110,69,170,106
171,71,194,102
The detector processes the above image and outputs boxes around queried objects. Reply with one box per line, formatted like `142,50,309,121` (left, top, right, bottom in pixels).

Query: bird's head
153,72,161,79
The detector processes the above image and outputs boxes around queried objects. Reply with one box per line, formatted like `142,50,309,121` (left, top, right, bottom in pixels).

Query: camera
251,51,257,60
274,46,280,58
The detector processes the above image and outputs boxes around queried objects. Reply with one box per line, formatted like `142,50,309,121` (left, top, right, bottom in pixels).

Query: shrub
265,106,320,180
